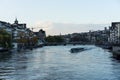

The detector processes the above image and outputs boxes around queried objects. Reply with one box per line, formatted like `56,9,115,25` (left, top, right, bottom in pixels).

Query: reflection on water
0,52,12,62
0,45,120,80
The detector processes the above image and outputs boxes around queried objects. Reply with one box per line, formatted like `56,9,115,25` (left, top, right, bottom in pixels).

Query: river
0,45,120,80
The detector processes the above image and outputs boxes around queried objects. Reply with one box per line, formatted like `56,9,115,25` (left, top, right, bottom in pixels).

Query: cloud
33,21,53,31
32,21,110,36
47,23,109,35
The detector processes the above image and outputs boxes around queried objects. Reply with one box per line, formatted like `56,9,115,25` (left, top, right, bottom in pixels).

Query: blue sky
0,0,120,35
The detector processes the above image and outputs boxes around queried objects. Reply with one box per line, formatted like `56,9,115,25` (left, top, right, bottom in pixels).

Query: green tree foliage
31,36,38,45
0,29,12,48
70,36,89,42
45,36,64,43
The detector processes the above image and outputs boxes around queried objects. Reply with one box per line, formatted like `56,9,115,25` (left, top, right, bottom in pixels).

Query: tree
0,29,12,48
31,36,38,45
45,36,64,43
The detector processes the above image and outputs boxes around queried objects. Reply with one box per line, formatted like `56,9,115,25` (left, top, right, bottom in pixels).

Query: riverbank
96,44,120,59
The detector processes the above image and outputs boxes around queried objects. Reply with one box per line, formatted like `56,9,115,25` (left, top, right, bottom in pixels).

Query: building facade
0,19,42,49
34,29,46,45
109,22,120,45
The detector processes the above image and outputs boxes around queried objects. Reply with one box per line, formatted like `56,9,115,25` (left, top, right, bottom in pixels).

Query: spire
14,18,18,24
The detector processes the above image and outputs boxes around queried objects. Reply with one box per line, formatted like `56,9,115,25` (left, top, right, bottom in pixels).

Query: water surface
0,45,120,80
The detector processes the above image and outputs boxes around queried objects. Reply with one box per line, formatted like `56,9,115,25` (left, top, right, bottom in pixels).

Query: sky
0,0,120,35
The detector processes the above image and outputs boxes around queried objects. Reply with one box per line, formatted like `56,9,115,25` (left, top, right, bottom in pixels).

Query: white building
0,21,12,33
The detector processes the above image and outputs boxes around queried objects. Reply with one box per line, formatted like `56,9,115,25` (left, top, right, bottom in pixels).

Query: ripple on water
0,45,119,80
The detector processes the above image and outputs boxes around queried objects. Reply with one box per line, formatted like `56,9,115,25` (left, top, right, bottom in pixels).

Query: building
86,27,109,45
0,19,40,49
34,29,46,45
12,18,26,29
109,22,120,45
0,21,12,34
11,19,28,49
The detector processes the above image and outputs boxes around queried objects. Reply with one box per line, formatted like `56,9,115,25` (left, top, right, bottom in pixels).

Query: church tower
14,18,18,24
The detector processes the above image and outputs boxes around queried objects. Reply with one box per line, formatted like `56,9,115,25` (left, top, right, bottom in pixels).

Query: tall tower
14,18,18,24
